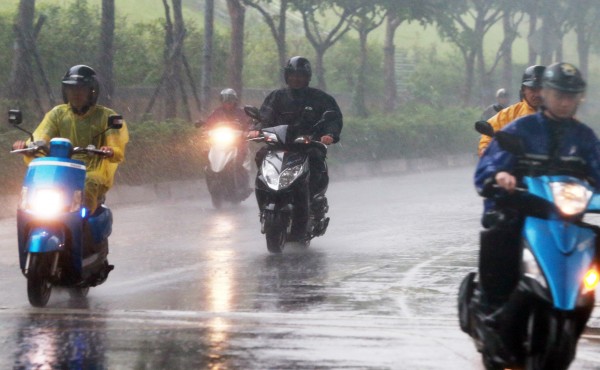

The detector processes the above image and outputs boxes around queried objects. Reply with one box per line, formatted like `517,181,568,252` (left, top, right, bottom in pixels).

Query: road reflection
253,249,328,312
13,312,107,369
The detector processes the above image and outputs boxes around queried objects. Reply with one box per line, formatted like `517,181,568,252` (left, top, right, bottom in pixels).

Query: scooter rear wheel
27,254,53,307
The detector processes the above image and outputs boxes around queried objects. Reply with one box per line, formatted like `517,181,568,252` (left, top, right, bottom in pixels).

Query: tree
242,0,289,85
539,0,572,64
435,0,503,106
226,0,246,98
8,0,36,102
291,0,355,90
568,0,600,78
200,0,214,113
380,0,440,113
98,0,115,105
346,2,386,117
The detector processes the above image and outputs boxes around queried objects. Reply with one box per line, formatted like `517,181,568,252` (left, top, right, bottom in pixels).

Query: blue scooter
459,121,600,370
8,109,122,307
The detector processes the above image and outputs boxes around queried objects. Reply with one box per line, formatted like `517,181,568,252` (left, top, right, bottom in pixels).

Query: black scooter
245,106,336,253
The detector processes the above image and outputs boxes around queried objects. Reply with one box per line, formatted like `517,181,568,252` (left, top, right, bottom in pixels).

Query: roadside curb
0,153,477,219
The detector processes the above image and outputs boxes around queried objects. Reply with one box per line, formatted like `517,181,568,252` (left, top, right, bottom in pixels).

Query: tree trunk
226,0,245,99
527,14,538,65
314,49,326,91
276,0,288,85
463,51,476,107
8,0,36,101
98,0,115,105
201,0,214,114
353,28,369,117
172,0,186,118
383,13,401,113
162,0,177,119
501,10,513,97
576,23,590,78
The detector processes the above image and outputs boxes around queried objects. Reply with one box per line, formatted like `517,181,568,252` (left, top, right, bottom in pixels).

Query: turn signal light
583,267,599,293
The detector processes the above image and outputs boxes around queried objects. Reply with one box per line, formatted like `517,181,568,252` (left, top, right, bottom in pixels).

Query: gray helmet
220,88,238,103
495,88,507,98
61,64,100,105
542,62,586,93
521,65,545,88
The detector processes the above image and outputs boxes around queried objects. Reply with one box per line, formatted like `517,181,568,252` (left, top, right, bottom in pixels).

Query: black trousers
478,213,523,307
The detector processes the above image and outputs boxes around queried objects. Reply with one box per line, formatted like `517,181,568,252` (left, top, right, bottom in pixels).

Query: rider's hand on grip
247,130,261,139
320,135,334,145
99,146,114,158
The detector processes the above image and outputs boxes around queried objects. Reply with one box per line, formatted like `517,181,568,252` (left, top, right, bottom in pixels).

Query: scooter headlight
261,161,306,190
522,247,547,289
279,163,306,189
550,182,592,216
29,189,65,219
209,127,239,147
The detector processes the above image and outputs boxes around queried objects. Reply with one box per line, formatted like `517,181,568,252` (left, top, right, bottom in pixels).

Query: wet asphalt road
0,167,599,369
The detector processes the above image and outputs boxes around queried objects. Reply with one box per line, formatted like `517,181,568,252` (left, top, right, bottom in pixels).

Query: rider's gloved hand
320,135,334,145
12,140,27,150
247,130,261,139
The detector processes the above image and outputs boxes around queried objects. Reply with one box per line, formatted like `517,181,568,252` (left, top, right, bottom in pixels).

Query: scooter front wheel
525,309,577,370
27,254,53,307
264,212,287,254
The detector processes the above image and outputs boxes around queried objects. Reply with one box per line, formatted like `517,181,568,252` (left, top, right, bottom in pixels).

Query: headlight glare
551,182,592,216
209,127,238,146
30,189,65,219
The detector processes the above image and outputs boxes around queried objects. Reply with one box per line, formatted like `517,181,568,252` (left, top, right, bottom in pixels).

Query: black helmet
284,56,312,83
61,64,100,105
521,65,545,88
542,62,586,93
220,88,238,103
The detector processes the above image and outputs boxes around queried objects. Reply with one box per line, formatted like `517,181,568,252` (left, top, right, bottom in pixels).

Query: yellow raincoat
26,104,129,210
477,100,537,157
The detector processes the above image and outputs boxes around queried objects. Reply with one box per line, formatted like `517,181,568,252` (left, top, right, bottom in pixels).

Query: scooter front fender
208,146,237,173
27,227,65,254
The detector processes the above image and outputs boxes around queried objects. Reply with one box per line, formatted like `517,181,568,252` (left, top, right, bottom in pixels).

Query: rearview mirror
244,105,261,121
322,110,338,121
8,109,22,125
108,114,123,130
474,120,494,137
495,131,525,156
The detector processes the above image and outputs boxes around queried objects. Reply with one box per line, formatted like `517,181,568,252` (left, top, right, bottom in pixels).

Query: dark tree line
7,0,600,119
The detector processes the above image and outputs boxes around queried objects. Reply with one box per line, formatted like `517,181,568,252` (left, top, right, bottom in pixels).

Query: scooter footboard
88,206,113,243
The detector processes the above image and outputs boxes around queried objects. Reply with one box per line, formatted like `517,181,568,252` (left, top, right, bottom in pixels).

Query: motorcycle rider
474,62,600,316
12,65,129,215
478,65,545,157
200,88,251,129
198,88,253,196
247,56,343,218
480,88,509,121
